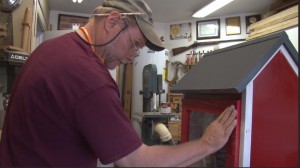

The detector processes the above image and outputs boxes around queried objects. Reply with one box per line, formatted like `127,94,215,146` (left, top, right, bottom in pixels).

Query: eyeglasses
123,19,141,57
127,26,140,57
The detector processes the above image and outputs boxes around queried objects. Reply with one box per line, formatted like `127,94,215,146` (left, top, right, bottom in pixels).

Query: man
0,0,237,167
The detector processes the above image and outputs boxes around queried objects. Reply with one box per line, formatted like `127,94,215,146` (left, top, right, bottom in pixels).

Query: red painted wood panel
251,51,298,166
181,99,241,167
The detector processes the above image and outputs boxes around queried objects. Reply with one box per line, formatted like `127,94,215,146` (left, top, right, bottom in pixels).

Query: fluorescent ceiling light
192,0,234,18
72,0,83,3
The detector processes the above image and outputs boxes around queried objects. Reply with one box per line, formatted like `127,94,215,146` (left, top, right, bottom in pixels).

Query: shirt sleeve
73,83,142,164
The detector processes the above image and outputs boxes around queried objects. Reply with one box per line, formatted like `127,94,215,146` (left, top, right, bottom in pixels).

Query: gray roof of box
172,31,298,94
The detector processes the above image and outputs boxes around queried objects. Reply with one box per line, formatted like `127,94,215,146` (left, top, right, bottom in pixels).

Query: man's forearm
115,105,237,167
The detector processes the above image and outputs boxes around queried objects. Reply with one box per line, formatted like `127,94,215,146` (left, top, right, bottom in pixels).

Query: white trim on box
279,45,298,76
239,82,253,167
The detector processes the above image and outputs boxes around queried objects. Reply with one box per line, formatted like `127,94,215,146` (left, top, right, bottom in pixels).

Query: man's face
104,24,146,70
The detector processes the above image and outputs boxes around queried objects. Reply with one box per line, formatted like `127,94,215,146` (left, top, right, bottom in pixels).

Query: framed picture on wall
225,16,241,35
245,14,261,34
196,19,220,40
57,14,89,30
170,22,192,40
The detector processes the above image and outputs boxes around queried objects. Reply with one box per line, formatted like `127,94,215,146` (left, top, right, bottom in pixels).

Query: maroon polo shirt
0,32,142,167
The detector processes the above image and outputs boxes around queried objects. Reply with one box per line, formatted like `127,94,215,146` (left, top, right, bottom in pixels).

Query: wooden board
247,17,298,41
123,63,133,118
249,5,298,31
247,5,298,41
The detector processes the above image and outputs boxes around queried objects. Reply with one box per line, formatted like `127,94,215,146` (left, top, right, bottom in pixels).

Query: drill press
0,0,27,128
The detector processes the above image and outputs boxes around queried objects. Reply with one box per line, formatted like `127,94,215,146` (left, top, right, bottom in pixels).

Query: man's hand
200,105,237,152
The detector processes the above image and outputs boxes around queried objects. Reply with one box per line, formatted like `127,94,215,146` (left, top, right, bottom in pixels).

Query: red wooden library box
172,32,298,167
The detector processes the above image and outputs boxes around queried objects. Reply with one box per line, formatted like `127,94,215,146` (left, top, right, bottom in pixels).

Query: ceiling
48,0,278,23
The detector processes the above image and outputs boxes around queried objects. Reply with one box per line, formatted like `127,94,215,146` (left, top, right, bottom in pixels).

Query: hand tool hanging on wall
165,61,186,88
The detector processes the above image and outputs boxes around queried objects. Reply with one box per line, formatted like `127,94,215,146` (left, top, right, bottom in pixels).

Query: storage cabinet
167,120,181,142
167,93,183,143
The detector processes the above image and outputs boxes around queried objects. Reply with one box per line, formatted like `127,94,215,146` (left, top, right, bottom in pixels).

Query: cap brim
136,18,165,51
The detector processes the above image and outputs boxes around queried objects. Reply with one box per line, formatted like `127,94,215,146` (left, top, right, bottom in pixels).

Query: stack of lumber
247,4,298,41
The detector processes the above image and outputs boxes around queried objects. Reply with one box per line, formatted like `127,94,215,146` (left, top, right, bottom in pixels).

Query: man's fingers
216,106,229,123
224,109,237,130
226,119,237,136
217,105,235,125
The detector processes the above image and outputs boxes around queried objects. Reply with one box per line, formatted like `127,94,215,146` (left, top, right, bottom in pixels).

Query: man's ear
105,11,122,30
